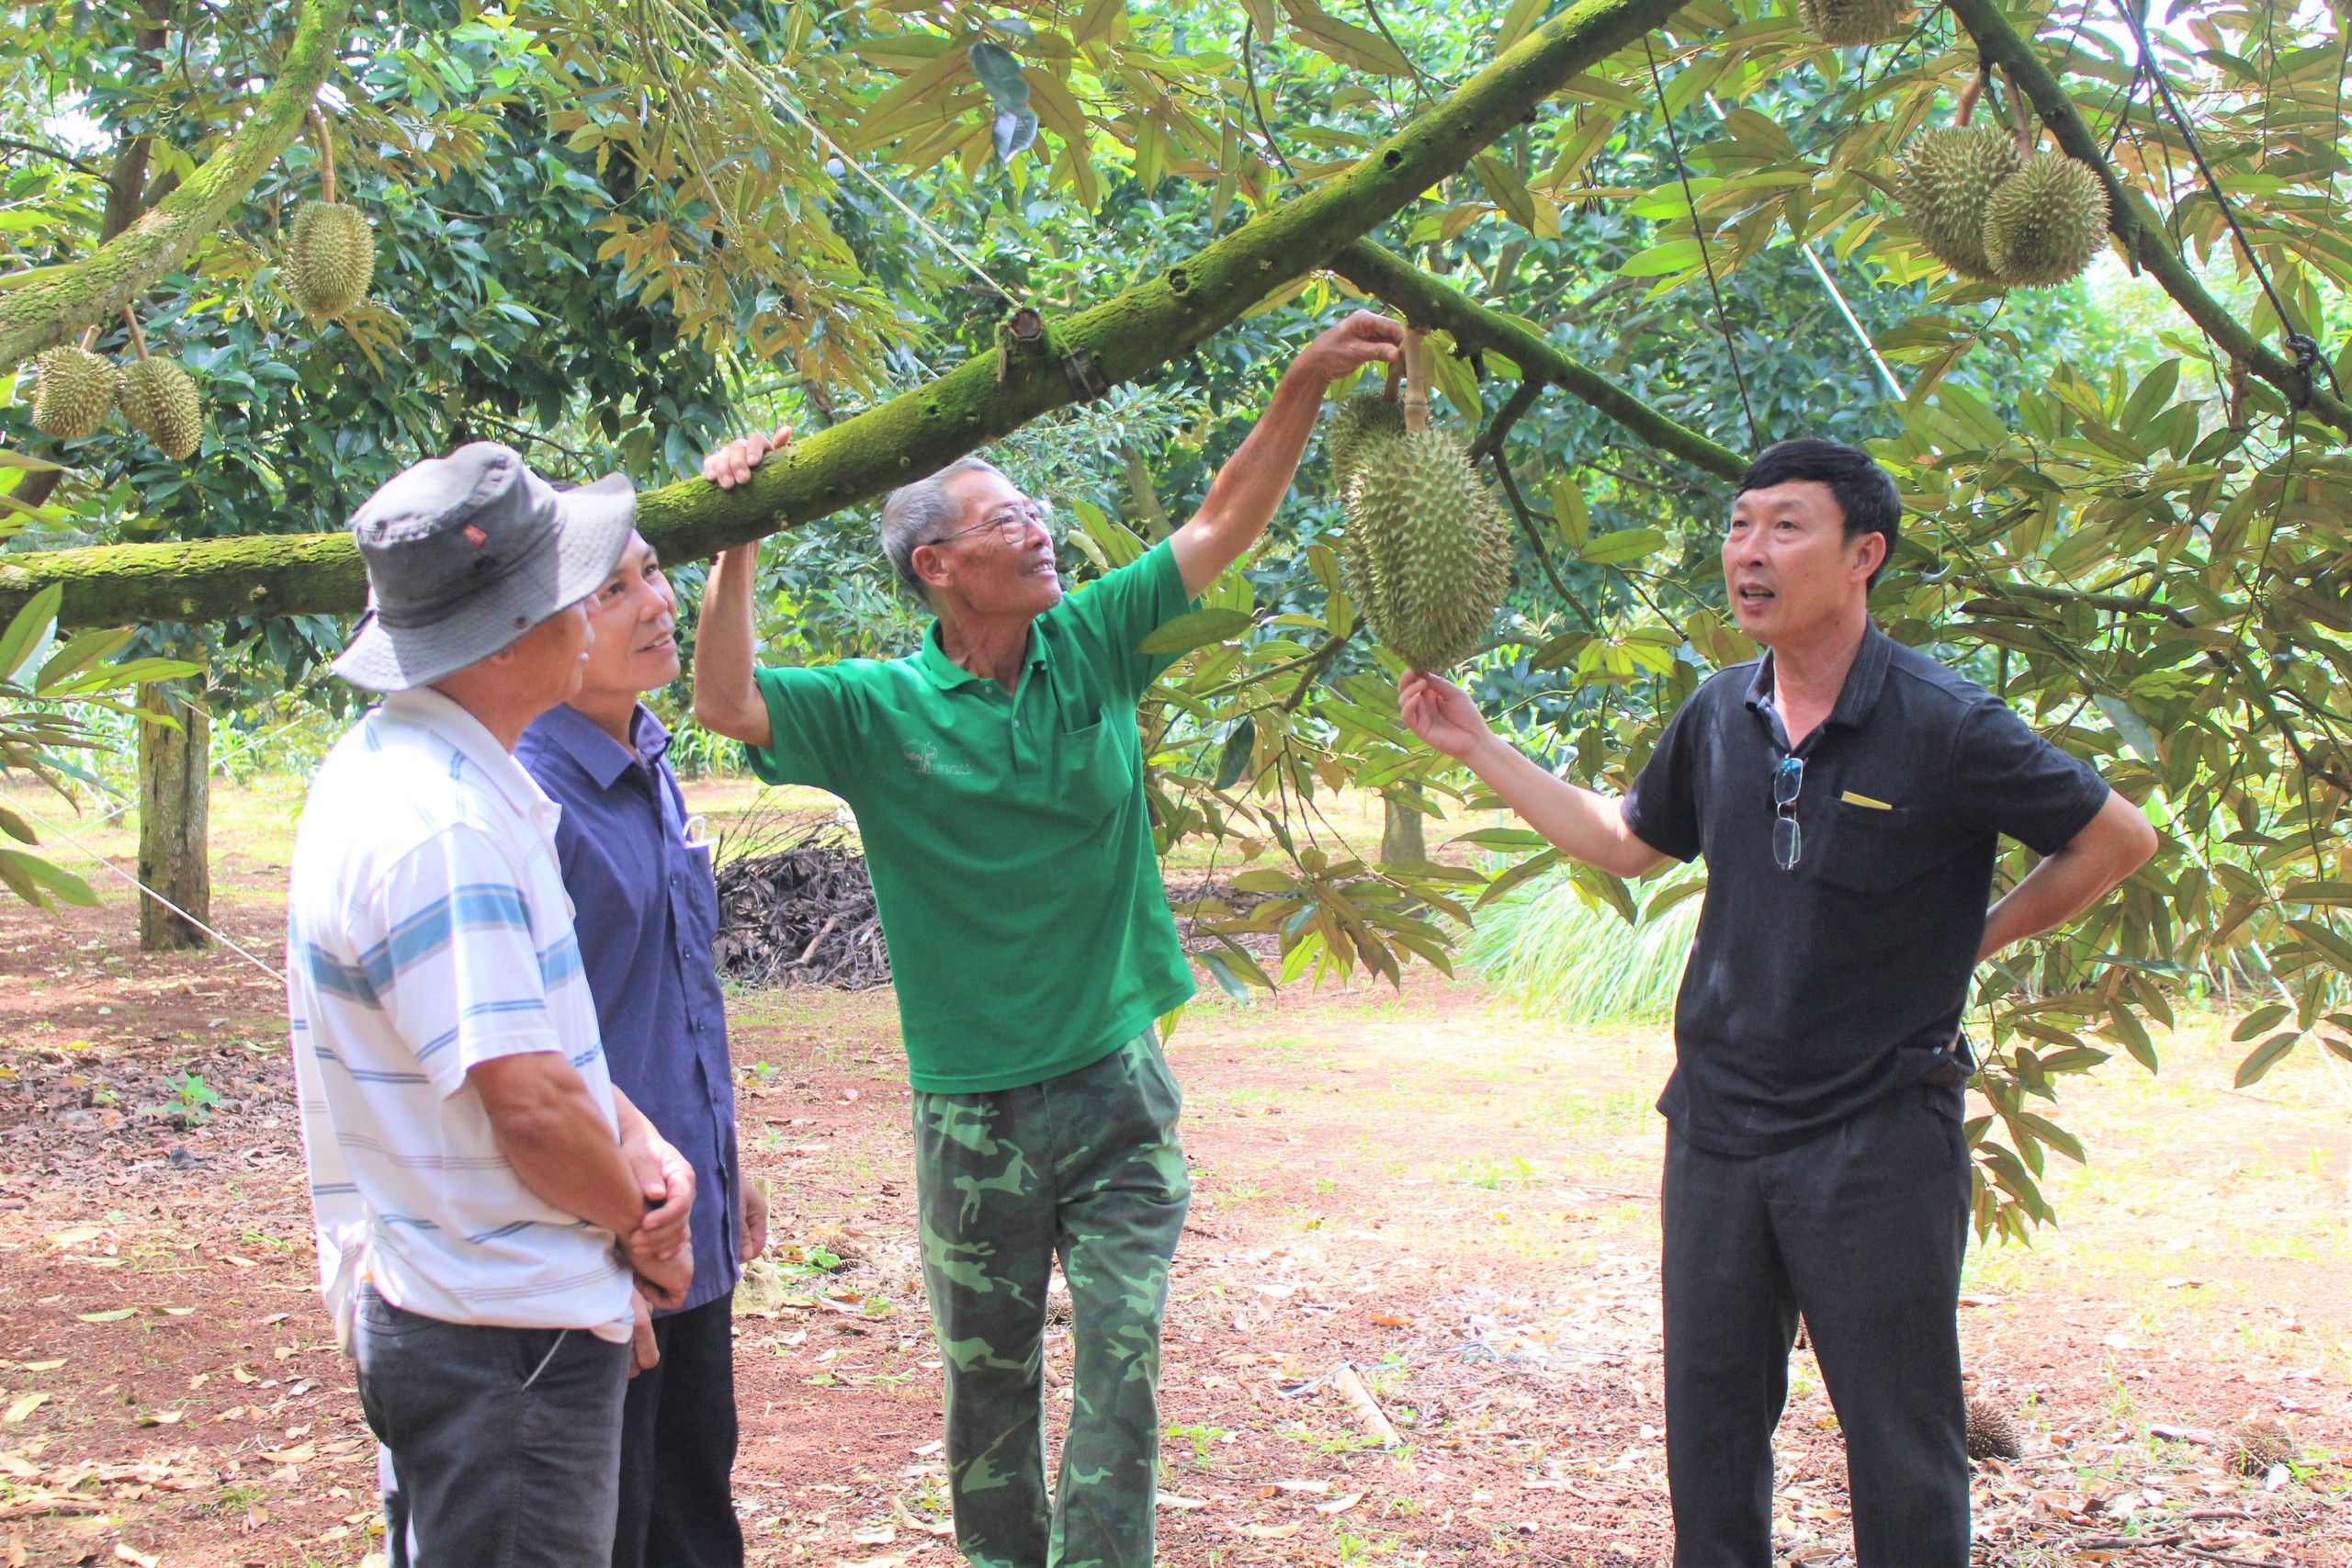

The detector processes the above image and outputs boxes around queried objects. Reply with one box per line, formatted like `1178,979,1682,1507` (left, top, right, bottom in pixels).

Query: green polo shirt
742,540,1199,1093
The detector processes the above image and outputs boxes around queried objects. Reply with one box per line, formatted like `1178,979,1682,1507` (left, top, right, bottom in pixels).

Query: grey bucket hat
333,442,636,692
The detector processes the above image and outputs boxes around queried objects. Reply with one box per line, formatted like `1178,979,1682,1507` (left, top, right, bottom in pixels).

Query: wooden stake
1329,1361,1403,1449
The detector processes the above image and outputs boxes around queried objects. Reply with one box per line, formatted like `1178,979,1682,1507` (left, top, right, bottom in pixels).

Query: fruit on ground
1965,1395,2022,1461
2227,1416,2295,1478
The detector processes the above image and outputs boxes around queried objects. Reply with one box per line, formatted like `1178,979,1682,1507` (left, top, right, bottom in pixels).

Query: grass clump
1462,863,1702,1024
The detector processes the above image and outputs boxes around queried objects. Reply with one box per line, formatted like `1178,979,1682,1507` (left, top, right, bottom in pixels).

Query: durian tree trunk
0,0,355,368
135,678,210,952
1381,788,1428,866
0,0,1693,630
1941,0,2352,437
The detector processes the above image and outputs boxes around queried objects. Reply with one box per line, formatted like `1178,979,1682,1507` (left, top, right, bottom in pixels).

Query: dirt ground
1,778,2348,1567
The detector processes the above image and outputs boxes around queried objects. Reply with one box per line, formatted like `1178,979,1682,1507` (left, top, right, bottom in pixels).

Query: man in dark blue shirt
1400,440,2157,1566
518,529,759,1568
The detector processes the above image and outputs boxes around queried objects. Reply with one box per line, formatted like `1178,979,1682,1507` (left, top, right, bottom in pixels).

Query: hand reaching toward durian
1397,671,1495,761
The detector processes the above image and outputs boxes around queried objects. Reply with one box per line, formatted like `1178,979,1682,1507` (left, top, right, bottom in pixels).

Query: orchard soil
0,780,2347,1567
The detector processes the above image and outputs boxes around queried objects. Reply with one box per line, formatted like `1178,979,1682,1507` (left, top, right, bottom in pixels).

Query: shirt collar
912,619,1048,692
1743,622,1896,740
528,701,668,790
382,686,560,826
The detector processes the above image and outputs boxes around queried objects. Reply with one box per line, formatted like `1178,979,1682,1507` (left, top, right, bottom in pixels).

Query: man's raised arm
1398,671,1671,881
1169,310,1404,599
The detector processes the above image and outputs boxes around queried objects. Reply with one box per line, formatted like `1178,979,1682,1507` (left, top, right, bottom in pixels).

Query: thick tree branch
0,0,1692,627
1942,0,2352,437
0,0,353,367
1331,238,1747,480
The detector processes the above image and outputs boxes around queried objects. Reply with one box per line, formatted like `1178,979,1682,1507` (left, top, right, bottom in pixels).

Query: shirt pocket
1055,709,1138,824
1815,800,1954,893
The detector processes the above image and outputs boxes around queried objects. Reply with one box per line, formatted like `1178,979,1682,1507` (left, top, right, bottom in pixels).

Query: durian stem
310,108,337,207
75,326,97,352
120,309,148,361
1943,0,2352,436
2004,69,2034,159
0,0,1702,626
1955,67,1987,129
1400,329,1430,433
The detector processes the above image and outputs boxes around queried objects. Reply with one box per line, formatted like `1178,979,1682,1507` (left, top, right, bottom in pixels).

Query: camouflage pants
911,1032,1190,1568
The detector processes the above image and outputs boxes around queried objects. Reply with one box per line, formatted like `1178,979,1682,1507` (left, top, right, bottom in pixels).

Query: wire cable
1642,37,1762,447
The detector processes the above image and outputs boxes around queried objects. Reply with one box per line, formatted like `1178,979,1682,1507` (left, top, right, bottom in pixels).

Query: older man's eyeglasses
928,497,1056,549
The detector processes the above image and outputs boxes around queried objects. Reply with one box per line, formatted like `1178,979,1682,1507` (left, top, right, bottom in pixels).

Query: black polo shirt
1621,624,2111,1156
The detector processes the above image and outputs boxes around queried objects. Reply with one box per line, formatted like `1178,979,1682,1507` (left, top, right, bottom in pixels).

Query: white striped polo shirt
286,686,631,1344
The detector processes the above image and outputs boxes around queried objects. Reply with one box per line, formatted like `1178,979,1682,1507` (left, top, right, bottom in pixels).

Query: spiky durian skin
1327,391,1408,486
2227,1417,2295,1478
1795,0,1912,46
287,200,376,318
1982,153,2109,288
1894,127,2021,281
29,346,116,440
119,357,203,461
1964,1396,2022,1461
1342,426,1513,672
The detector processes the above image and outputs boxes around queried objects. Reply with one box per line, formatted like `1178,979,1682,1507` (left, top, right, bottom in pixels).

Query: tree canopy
6,0,2352,1236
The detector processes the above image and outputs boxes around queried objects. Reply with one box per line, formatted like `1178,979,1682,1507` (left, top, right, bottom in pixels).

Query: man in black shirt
1398,439,2156,1566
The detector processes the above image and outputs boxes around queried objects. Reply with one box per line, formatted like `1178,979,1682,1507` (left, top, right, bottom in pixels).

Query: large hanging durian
1795,0,1912,47
119,355,204,461
1338,333,1512,672
1894,126,2019,282
285,115,375,320
1326,389,1407,486
1982,152,2109,288
29,340,116,441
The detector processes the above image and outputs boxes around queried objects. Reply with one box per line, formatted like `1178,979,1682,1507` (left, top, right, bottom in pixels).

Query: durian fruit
1893,127,2021,282
1326,389,1407,485
119,356,204,461
1964,1396,2022,1461
2225,1416,2296,1478
1342,424,1513,671
1794,0,1912,46
28,345,117,440
286,199,376,319
1982,152,2109,288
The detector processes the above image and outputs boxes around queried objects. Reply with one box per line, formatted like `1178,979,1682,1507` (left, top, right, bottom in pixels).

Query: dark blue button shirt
517,703,738,1314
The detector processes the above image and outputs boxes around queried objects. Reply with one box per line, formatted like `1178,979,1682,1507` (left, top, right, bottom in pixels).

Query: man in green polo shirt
693,309,1404,1568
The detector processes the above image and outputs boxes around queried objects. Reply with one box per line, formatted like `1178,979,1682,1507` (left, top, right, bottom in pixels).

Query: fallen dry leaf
1314,1489,1367,1516
1,1395,47,1424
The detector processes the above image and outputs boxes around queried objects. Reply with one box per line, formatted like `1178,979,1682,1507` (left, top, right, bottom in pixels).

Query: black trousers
612,1294,745,1568
1662,1081,1973,1568
356,1285,628,1568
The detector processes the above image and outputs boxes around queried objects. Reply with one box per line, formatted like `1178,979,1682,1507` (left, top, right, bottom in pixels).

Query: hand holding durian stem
1400,326,1430,434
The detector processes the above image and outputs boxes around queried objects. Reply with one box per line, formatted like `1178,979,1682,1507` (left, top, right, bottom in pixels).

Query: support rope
1641,37,1760,447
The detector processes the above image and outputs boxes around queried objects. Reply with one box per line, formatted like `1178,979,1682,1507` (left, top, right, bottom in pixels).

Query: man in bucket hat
286,443,698,1567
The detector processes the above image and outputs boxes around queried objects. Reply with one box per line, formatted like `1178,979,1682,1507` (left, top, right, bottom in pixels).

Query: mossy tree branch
1,0,1691,628
1941,0,2352,438
1331,239,1748,480
0,0,354,369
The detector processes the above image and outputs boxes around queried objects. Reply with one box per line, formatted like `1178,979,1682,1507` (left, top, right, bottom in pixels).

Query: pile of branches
711,813,888,991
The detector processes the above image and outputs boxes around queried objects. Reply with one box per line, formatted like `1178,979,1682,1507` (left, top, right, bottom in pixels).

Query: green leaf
1550,476,1590,549
2104,1003,2157,1071
1643,874,1707,920
1472,153,1538,231
1199,950,1264,1001
2092,694,2160,765
0,849,96,909
1213,719,1256,791
2286,919,2352,976
1578,526,1666,566
2282,879,2352,907
1280,0,1414,75
2233,1031,2301,1088
0,585,61,683
2232,1001,2290,1041
1138,607,1253,656
1496,0,1547,51
1452,828,1555,851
